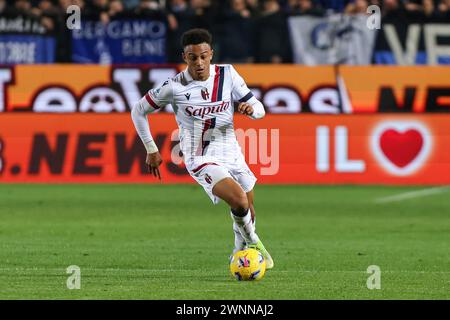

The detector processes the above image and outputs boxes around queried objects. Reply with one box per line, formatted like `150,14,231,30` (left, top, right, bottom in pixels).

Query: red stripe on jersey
192,162,219,173
203,118,212,135
196,118,212,156
145,93,160,109
211,65,220,102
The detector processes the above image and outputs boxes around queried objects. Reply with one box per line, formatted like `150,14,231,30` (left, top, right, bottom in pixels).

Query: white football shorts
188,160,257,204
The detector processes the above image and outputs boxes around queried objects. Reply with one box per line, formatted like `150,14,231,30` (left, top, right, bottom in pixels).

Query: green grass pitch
0,184,449,299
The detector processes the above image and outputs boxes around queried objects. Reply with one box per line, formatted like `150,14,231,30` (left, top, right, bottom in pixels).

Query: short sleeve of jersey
230,65,254,103
141,79,173,113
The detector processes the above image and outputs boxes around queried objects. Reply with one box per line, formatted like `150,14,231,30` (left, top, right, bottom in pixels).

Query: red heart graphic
379,129,423,168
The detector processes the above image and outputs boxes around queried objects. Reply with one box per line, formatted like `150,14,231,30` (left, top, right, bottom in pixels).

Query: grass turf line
0,184,449,299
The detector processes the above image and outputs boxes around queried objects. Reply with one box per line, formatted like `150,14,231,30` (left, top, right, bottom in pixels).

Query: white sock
232,223,246,254
230,210,260,244
232,215,257,253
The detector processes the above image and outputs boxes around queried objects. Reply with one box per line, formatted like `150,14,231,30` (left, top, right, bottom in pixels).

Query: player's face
182,43,213,81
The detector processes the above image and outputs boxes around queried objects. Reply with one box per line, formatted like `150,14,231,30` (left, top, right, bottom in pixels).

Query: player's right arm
131,80,173,180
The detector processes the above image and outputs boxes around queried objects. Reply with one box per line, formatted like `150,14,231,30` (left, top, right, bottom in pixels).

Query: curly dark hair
181,28,213,49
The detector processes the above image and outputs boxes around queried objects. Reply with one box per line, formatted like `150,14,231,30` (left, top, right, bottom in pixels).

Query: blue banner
72,20,167,64
0,14,56,64
0,35,56,64
373,20,450,65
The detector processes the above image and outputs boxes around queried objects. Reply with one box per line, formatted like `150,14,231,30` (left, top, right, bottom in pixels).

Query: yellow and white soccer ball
229,248,266,281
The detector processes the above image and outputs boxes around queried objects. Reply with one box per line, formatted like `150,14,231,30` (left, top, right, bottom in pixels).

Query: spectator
134,0,169,20
421,0,437,18
345,0,369,13
438,0,450,14
109,0,126,18
187,0,216,31
286,0,325,15
31,0,53,17
246,0,262,16
252,0,292,63
14,0,33,15
404,0,419,11
40,0,66,32
166,0,193,62
218,0,254,63
438,0,450,10
432,0,449,20
382,0,402,16
386,0,429,19
87,0,111,23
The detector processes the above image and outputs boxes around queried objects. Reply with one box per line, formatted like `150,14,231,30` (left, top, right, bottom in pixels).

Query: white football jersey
135,64,263,170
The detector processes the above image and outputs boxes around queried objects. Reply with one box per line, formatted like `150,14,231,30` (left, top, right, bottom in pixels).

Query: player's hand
146,152,162,180
238,102,254,116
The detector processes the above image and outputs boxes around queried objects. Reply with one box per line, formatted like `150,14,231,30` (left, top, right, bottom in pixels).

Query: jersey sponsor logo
184,101,230,119
184,93,191,100
201,88,210,100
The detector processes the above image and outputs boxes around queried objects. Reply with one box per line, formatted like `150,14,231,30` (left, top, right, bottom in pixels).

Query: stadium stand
0,0,449,64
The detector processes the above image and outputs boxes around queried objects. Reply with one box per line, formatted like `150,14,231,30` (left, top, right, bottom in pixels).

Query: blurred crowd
0,0,449,63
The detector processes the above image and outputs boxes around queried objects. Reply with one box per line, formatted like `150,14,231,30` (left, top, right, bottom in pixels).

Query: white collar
183,64,216,83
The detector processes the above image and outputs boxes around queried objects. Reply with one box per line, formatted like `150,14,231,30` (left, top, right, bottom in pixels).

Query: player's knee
230,192,249,216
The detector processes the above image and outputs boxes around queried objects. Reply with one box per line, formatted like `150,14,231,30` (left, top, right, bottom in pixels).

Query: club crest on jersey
204,174,212,184
201,88,209,100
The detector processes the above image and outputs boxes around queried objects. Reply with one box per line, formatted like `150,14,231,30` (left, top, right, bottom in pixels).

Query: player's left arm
230,65,266,120
237,97,265,119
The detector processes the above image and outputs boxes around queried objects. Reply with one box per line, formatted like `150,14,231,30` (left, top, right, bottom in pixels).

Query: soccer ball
229,248,266,281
